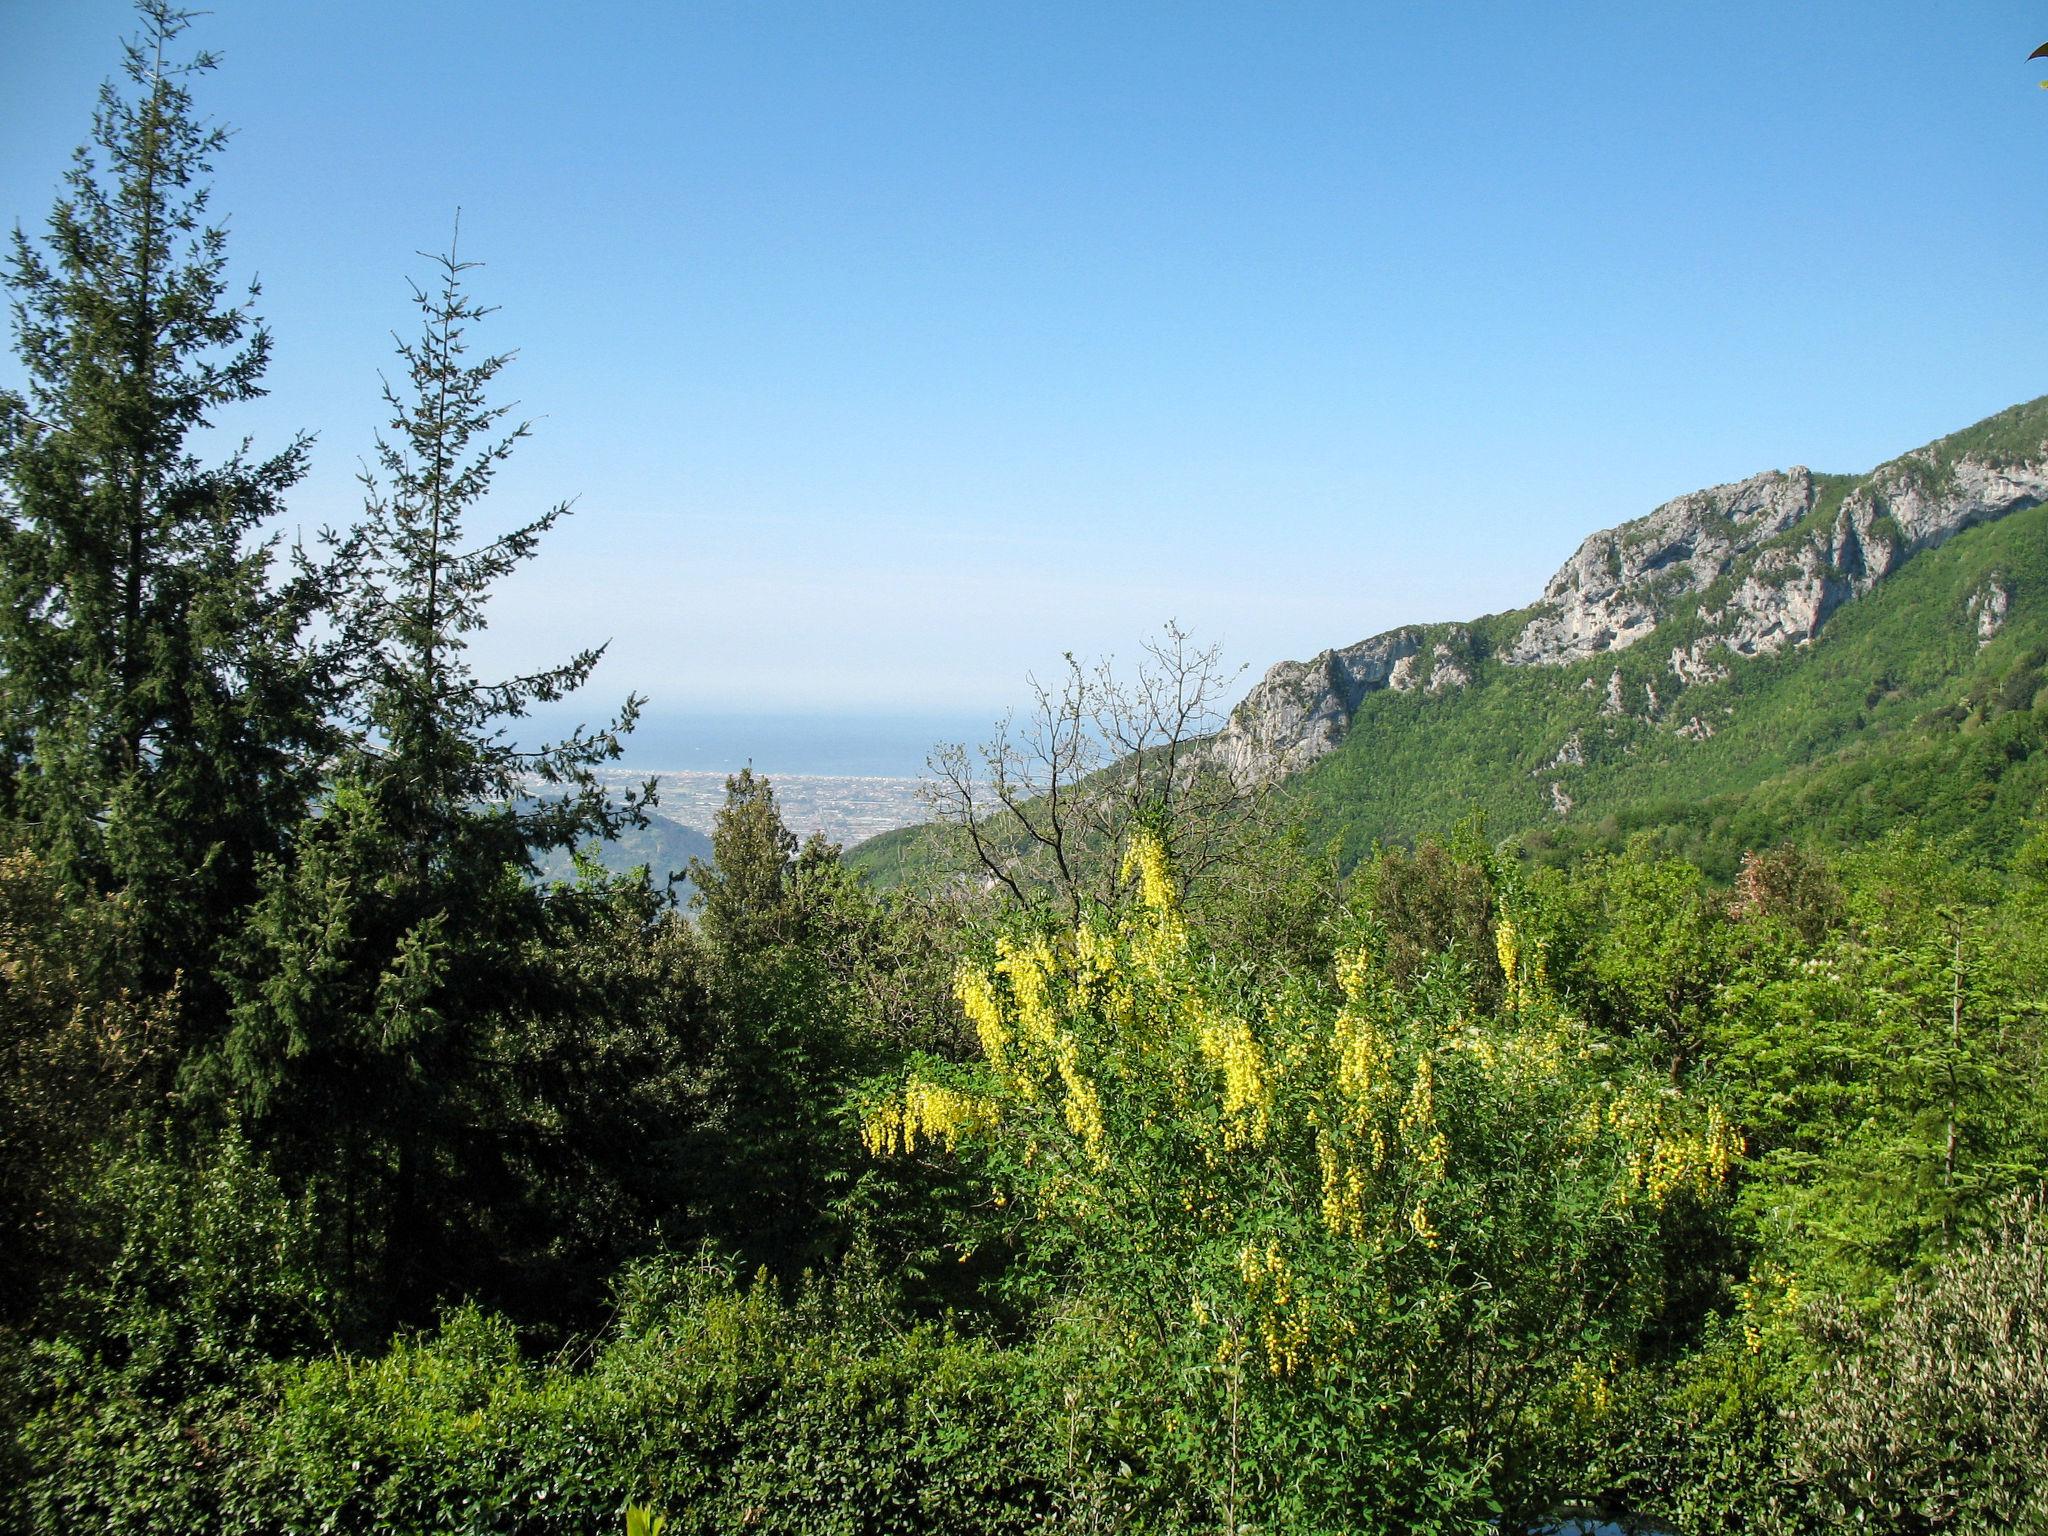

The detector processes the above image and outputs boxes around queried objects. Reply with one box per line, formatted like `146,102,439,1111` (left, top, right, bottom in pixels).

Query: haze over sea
524,707,990,781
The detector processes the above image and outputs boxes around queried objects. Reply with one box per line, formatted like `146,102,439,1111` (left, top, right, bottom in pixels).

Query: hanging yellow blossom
1197,1007,1272,1149
1335,946,1373,1003
1495,914,1525,1009
1602,1086,1745,1206
954,962,1009,1072
1052,1034,1108,1166
1332,1006,1394,1129
1408,1197,1440,1247
1122,829,1176,913
994,935,1060,1052
1397,1053,1449,1181
1317,1133,1371,1240
861,1080,1000,1157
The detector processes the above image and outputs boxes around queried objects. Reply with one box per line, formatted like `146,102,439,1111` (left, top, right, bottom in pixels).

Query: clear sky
5,1,2047,721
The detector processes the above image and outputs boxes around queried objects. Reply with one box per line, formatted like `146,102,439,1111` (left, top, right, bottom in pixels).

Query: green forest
4,8,2045,1535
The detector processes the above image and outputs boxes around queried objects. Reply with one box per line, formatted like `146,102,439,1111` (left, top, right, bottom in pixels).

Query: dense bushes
12,812,2048,1533
17,1256,1050,1536
1790,1189,2048,1534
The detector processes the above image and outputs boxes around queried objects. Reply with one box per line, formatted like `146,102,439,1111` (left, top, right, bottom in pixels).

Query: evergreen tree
683,772,862,1274
0,2,331,1026
690,766,799,952
321,231,648,873
221,237,653,1328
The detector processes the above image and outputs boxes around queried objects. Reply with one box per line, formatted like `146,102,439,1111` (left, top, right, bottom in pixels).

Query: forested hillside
1295,474,2048,873
4,8,2046,1536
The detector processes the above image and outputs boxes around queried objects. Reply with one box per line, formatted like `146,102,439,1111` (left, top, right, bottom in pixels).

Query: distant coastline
519,708,995,782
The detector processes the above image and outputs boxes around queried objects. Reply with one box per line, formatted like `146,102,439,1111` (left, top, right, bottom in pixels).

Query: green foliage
8,1129,332,1535
0,0,333,1028
213,243,669,1332
1788,1187,2048,1533
180,1260,1044,1536
0,843,170,1328
864,834,1744,1531
1705,843,2048,1302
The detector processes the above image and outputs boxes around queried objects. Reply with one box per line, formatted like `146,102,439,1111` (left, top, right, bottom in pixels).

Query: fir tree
0,2,331,1025
222,236,651,1327
322,229,648,873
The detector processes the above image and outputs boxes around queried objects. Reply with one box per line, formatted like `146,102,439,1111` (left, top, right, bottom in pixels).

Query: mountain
849,397,2048,885
531,805,713,893
1213,396,2048,872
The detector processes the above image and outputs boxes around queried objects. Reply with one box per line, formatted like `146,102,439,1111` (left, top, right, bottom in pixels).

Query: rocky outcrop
1426,632,1474,693
1213,628,1420,782
1534,733,1585,774
1214,404,2048,782
1505,469,1817,666
1669,642,1730,687
1971,577,2010,646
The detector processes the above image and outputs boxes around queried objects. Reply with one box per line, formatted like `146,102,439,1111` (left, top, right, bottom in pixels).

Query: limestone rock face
1212,628,1420,782
1426,634,1474,693
1501,450,2048,673
1971,577,2010,646
1214,419,2048,782
1506,469,1817,667
1669,643,1729,687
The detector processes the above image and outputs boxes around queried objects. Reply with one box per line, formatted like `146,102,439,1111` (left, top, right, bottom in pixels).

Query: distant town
593,766,928,848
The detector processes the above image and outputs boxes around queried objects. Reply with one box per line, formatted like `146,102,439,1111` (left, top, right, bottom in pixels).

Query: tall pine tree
0,2,331,1029
223,236,653,1328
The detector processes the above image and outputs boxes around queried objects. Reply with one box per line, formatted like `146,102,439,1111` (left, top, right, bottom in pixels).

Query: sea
607,710,994,780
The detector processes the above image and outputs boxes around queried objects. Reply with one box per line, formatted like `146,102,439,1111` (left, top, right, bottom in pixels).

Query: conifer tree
223,237,650,1326
0,2,330,1024
321,231,647,872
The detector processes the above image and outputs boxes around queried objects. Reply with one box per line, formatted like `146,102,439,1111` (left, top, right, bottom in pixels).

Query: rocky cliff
1215,401,2048,783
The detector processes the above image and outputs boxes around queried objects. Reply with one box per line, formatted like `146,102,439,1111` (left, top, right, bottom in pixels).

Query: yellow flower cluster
1334,946,1373,1003
1408,1197,1440,1247
1497,912,1548,1010
1122,829,1176,912
1122,830,1189,975
860,1080,1000,1157
1237,1237,1312,1375
1566,1358,1615,1417
1197,1008,1271,1149
1332,1006,1393,1121
1053,1032,1108,1165
1070,921,1135,1030
1316,1133,1371,1240
955,964,1009,1073
934,909,1134,1172
1602,1089,1745,1205
994,937,1060,1054
1495,915,1521,992
1398,1053,1449,1182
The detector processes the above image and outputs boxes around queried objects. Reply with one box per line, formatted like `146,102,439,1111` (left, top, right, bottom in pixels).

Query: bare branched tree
922,622,1275,920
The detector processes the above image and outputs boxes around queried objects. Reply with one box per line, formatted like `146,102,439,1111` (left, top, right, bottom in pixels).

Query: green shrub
207,1257,1050,1536
1788,1188,2048,1534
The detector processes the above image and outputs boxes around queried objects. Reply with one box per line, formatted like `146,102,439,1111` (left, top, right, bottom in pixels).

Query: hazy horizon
516,705,990,781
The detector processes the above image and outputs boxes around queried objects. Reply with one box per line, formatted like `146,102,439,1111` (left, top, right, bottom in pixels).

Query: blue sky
5,1,2047,722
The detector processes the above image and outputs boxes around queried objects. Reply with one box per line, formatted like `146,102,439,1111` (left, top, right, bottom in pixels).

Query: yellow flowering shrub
864,831,1743,1459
